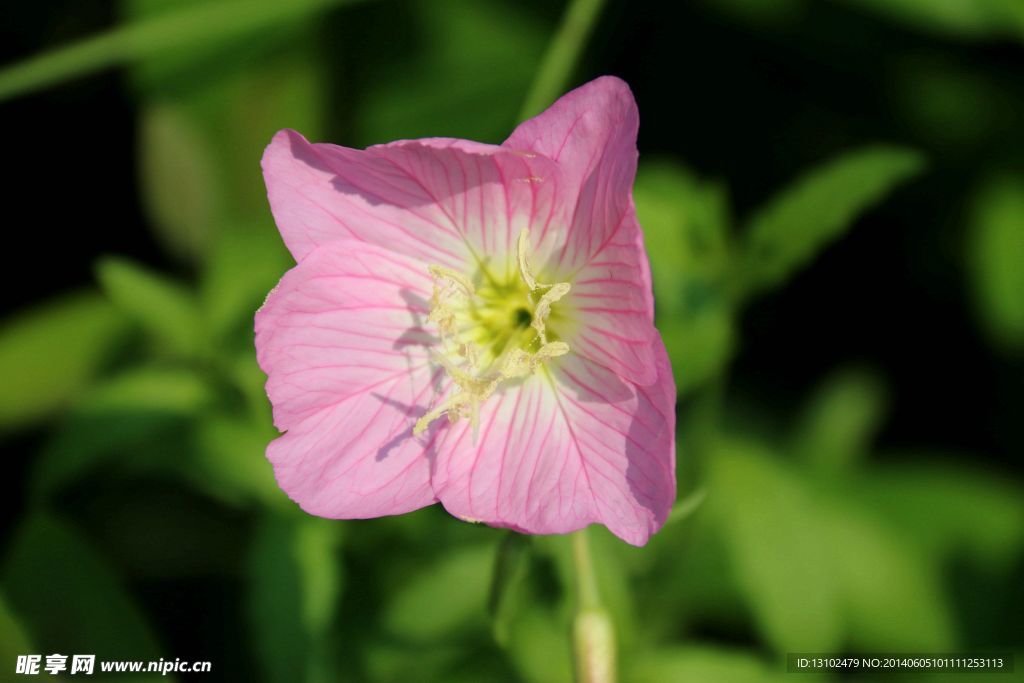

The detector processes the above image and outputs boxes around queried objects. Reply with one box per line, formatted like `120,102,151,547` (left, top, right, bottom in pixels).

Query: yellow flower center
413,229,571,438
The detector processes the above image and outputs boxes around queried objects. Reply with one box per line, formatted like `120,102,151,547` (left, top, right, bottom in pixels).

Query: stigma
413,230,571,438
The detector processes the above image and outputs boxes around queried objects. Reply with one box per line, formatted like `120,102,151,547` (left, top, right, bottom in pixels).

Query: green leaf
968,174,1024,350
349,0,547,145
2,513,162,659
202,224,292,345
664,488,707,527
635,161,732,315
383,543,494,642
891,57,1016,151
710,437,956,653
740,146,924,297
0,0,352,101
837,0,1024,42
819,498,954,651
0,588,33,667
503,606,574,683
96,256,204,357
709,438,843,653
488,532,532,645
363,642,465,683
127,5,326,279
249,514,343,683
631,646,786,683
0,291,128,431
190,413,287,510
227,347,276,424
860,460,1024,571
633,160,736,392
793,366,888,473
31,366,213,498
657,314,736,396
585,528,641,654
518,0,607,121
138,103,221,261
152,44,327,226
700,0,808,29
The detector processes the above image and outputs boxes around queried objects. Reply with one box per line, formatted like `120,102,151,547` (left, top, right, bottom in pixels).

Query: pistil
413,230,571,438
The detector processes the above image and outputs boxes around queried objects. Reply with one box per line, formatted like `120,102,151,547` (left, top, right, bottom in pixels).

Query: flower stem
518,0,607,121
571,528,616,683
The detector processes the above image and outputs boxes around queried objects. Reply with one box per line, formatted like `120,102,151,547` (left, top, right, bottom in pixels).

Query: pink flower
255,76,675,546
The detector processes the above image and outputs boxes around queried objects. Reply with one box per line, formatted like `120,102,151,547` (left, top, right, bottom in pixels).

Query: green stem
571,528,615,683
0,0,353,102
518,0,607,121
572,527,600,609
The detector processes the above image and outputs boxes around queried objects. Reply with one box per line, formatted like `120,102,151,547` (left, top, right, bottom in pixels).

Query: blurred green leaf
635,161,732,315
202,226,291,344
711,436,958,653
665,488,707,527
190,414,285,510
657,314,736,395
96,256,203,357
859,460,1024,571
384,543,493,642
586,528,640,655
351,0,547,144
2,513,162,659
740,146,924,297
138,103,220,261
892,57,1016,151
635,509,747,644
150,45,327,226
504,606,574,683
127,0,323,276
0,291,128,431
793,367,888,473
227,348,276,424
820,498,955,651
32,366,213,497
838,0,1024,42
630,645,786,683
295,519,344,637
0,588,33,667
518,0,607,120
634,160,736,392
700,0,808,28
76,364,211,414
488,532,532,646
0,0,351,101
968,174,1024,350
709,437,843,653
363,642,465,683
249,514,343,683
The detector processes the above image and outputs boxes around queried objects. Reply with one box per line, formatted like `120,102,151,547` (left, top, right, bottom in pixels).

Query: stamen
415,232,572,440
517,230,539,290
428,265,475,296
426,265,475,346
531,282,570,344
516,229,571,345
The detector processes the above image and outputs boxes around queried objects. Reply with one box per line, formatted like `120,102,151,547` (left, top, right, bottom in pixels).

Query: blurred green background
1,1,1023,681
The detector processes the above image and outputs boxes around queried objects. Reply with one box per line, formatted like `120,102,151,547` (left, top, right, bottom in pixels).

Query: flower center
413,230,571,438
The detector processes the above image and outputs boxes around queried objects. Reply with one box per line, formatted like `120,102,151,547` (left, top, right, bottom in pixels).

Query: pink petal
430,340,676,546
505,77,660,385
568,201,659,385
255,240,442,518
504,76,639,272
261,130,568,277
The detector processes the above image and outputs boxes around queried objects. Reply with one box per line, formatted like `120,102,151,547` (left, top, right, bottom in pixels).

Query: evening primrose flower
255,76,675,545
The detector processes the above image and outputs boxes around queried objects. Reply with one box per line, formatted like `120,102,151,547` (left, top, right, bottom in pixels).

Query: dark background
1,1,1021,681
